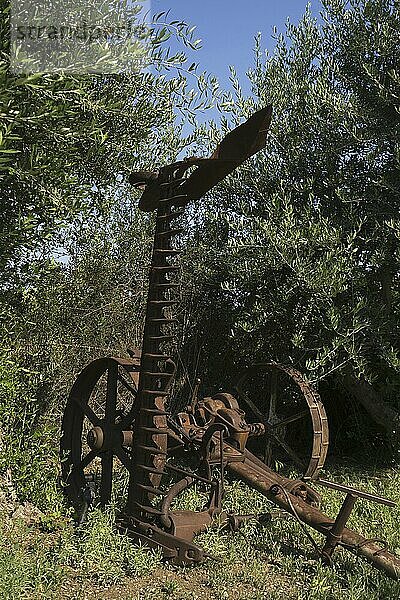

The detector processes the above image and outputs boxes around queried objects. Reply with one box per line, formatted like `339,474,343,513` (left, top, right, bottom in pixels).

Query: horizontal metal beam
314,478,396,507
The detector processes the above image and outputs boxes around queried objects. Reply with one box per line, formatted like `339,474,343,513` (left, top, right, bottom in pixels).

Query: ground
1,461,399,600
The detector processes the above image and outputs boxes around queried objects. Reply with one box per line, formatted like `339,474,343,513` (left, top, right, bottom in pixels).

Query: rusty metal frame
61,106,400,581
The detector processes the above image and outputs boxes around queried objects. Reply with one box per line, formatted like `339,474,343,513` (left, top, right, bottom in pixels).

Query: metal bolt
269,485,280,496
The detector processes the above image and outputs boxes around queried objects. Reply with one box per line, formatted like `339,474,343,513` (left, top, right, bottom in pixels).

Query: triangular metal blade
179,105,272,201
133,105,272,211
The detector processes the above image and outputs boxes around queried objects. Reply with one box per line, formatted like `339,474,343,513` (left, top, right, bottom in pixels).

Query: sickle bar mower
61,106,400,580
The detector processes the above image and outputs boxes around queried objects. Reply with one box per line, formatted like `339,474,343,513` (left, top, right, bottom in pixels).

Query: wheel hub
87,426,104,450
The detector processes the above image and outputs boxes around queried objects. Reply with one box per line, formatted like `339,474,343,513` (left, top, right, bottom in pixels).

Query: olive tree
179,0,399,444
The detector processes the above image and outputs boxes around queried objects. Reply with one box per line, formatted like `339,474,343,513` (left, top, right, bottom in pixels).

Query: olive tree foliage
178,0,399,435
0,0,220,499
0,0,214,351
0,1,214,281
0,0,203,360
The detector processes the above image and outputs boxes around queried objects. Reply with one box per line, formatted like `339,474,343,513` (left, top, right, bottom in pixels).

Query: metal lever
190,378,201,412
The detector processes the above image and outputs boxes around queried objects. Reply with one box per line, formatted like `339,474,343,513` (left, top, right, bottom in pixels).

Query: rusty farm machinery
60,106,400,580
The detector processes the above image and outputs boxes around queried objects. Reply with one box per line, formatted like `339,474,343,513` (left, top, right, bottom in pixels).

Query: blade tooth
130,502,164,515
137,465,166,476
135,484,166,496
141,369,173,376
137,445,168,455
139,408,169,416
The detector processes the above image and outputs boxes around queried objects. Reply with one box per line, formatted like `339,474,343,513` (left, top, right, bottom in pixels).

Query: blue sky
152,1,324,90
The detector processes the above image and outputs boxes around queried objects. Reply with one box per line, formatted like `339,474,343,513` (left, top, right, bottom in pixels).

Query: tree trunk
336,373,400,444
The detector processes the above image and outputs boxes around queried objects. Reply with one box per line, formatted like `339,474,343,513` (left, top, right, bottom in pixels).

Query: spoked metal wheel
234,362,329,480
60,356,139,512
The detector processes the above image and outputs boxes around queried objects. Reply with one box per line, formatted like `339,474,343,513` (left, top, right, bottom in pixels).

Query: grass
0,460,400,599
